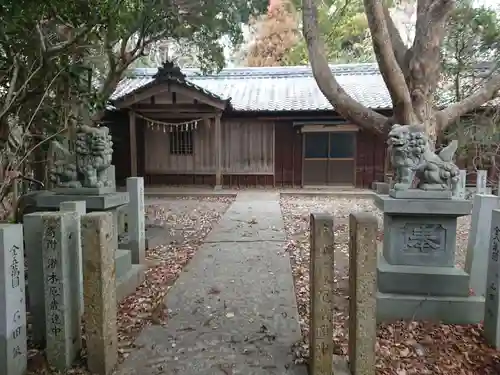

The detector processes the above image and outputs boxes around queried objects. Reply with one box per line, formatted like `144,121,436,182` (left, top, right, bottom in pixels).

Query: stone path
115,192,307,375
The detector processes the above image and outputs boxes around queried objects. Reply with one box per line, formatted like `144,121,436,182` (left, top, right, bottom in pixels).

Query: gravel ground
27,196,234,375
280,196,500,375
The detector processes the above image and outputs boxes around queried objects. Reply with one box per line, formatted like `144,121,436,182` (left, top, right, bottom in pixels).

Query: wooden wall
273,123,386,188
106,110,131,185
143,118,274,184
221,120,274,174
145,120,215,174
109,109,386,188
274,121,303,186
355,129,386,187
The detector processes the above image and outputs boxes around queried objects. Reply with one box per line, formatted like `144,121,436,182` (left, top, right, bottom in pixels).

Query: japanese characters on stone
43,222,64,339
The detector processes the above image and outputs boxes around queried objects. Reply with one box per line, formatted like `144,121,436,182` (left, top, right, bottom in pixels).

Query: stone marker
42,212,81,370
23,213,47,347
60,201,86,317
348,212,377,375
477,170,488,195
456,169,467,200
0,224,27,375
309,213,334,375
127,177,145,264
484,209,500,347
81,212,117,375
465,195,500,296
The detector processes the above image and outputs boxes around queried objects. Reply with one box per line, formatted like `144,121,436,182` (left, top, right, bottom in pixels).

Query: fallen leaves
280,195,500,375
116,197,233,360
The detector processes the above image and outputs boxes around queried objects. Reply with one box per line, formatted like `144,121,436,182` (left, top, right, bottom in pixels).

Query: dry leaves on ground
117,197,233,360
27,196,233,375
281,196,500,375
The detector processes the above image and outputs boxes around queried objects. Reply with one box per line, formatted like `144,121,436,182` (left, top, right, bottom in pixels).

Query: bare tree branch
302,0,388,133
364,0,413,123
436,74,500,128
37,23,91,56
382,5,410,74
2,57,20,115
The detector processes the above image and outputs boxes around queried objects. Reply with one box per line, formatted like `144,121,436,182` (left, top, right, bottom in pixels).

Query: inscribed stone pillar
308,213,334,375
477,170,488,195
0,224,27,375
465,194,500,296
456,169,467,200
484,209,500,348
81,212,117,375
60,201,86,317
126,177,145,264
348,212,377,375
42,212,81,371
23,213,46,347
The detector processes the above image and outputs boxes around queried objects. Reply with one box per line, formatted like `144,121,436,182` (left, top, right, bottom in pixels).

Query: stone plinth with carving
376,124,483,324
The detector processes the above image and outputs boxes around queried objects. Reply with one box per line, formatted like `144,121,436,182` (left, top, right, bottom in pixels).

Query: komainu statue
50,125,114,188
388,124,460,192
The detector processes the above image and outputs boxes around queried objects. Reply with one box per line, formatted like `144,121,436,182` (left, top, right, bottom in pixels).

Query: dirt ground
280,196,500,375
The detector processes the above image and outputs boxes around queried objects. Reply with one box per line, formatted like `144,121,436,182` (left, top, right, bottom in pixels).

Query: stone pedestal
374,193,484,323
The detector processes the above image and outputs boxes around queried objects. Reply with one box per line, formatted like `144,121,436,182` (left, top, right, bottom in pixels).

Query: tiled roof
110,63,393,112
111,73,226,104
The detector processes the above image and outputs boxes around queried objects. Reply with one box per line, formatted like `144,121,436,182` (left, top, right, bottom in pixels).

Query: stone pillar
348,212,377,375
126,177,145,264
60,201,86,317
42,212,81,371
23,213,46,347
0,224,27,375
214,114,222,188
456,169,467,200
484,209,500,347
477,170,488,195
81,212,117,375
129,111,137,177
465,194,500,296
308,213,334,375
105,165,116,189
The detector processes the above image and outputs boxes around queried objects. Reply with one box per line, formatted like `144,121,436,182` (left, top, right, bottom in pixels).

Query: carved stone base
35,191,129,210
389,188,452,200
374,195,472,268
378,253,470,296
377,292,484,324
53,187,116,195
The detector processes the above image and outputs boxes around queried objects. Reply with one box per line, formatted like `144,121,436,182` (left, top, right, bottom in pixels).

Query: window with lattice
169,129,193,155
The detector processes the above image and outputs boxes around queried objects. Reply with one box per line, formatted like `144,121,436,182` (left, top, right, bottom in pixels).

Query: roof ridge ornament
154,61,186,81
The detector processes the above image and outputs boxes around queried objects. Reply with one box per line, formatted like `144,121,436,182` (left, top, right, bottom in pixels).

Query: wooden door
327,132,356,185
303,131,356,186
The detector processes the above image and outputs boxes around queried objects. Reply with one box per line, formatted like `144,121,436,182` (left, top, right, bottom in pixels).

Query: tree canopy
301,0,500,141
288,0,375,64
243,0,300,67
0,0,268,192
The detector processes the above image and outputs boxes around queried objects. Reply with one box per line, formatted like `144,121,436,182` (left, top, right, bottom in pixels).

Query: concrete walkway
116,192,307,375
